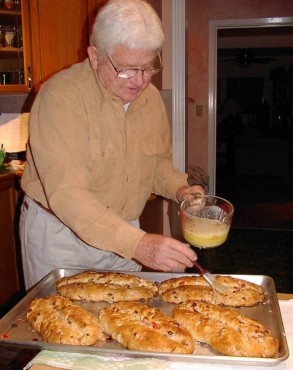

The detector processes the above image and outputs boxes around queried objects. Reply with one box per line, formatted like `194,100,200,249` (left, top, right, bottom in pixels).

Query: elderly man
20,0,204,289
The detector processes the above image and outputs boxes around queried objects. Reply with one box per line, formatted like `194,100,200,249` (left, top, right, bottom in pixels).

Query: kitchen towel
24,299,292,370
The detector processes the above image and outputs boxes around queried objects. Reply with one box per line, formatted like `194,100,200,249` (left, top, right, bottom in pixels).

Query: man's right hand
133,233,197,271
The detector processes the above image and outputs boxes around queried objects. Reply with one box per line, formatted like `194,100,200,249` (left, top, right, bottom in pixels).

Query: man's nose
130,70,146,85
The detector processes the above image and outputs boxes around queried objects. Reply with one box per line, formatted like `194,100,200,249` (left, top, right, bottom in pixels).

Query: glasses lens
143,68,162,77
118,68,162,79
117,69,138,78
143,54,163,76
113,53,162,79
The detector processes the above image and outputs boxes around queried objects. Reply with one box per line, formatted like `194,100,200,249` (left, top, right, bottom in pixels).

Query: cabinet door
0,173,20,306
0,0,32,92
30,0,107,92
87,0,108,35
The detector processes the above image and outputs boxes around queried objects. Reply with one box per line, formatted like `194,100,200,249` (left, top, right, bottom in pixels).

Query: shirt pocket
138,137,164,185
141,136,164,157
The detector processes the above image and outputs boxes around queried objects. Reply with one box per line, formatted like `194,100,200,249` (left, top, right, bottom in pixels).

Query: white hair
90,0,164,53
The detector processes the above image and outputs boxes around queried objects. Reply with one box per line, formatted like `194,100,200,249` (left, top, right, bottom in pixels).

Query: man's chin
121,90,142,103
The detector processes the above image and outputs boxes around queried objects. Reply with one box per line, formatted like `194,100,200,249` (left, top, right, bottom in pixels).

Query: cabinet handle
27,67,32,90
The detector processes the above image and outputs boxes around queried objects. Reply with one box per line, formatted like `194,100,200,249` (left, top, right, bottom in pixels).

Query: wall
0,93,29,113
186,0,293,173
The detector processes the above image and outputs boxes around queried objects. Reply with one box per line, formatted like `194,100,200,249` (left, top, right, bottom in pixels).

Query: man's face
88,45,158,104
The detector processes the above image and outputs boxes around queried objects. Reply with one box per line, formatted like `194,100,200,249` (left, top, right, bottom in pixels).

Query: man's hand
134,233,197,271
176,184,205,203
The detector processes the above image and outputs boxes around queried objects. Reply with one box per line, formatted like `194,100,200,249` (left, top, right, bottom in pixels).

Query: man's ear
88,46,99,69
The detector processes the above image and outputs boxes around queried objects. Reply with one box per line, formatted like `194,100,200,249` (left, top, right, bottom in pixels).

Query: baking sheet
0,269,289,367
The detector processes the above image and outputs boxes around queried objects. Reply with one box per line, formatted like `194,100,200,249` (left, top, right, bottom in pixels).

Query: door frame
171,0,186,172
208,17,293,195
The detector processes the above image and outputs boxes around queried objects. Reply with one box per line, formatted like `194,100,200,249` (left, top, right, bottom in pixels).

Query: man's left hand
176,184,205,203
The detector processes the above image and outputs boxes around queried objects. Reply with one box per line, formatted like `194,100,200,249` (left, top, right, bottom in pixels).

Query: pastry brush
193,260,228,295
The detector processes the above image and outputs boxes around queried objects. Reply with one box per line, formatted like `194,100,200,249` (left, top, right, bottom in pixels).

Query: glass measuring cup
179,195,234,249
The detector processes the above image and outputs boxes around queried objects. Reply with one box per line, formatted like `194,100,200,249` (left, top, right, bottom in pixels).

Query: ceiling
217,26,293,68
217,26,293,50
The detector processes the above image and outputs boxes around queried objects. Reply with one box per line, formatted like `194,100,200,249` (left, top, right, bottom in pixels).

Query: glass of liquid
179,194,234,249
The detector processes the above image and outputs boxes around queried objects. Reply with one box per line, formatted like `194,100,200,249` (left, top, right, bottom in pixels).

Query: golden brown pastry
159,275,264,307
27,294,104,345
173,300,279,357
56,271,158,303
99,301,194,353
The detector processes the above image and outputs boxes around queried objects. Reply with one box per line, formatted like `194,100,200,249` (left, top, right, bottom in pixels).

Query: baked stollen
27,294,104,345
159,275,265,307
56,271,158,303
172,300,279,357
99,301,194,353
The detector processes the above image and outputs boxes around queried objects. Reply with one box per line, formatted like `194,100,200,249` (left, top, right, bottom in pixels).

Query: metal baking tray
0,269,289,367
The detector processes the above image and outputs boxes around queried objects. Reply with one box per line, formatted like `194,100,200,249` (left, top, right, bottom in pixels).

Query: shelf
0,9,21,16
0,47,22,52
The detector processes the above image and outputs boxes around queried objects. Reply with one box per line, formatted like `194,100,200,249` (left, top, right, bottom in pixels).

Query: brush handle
193,260,207,275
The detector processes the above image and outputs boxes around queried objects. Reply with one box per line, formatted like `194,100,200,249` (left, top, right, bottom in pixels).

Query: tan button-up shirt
22,59,188,259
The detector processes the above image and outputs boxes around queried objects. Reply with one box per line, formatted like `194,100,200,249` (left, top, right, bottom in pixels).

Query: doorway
208,18,293,230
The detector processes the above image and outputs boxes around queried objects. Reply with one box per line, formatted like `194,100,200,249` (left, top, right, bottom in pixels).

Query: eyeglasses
106,53,163,79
